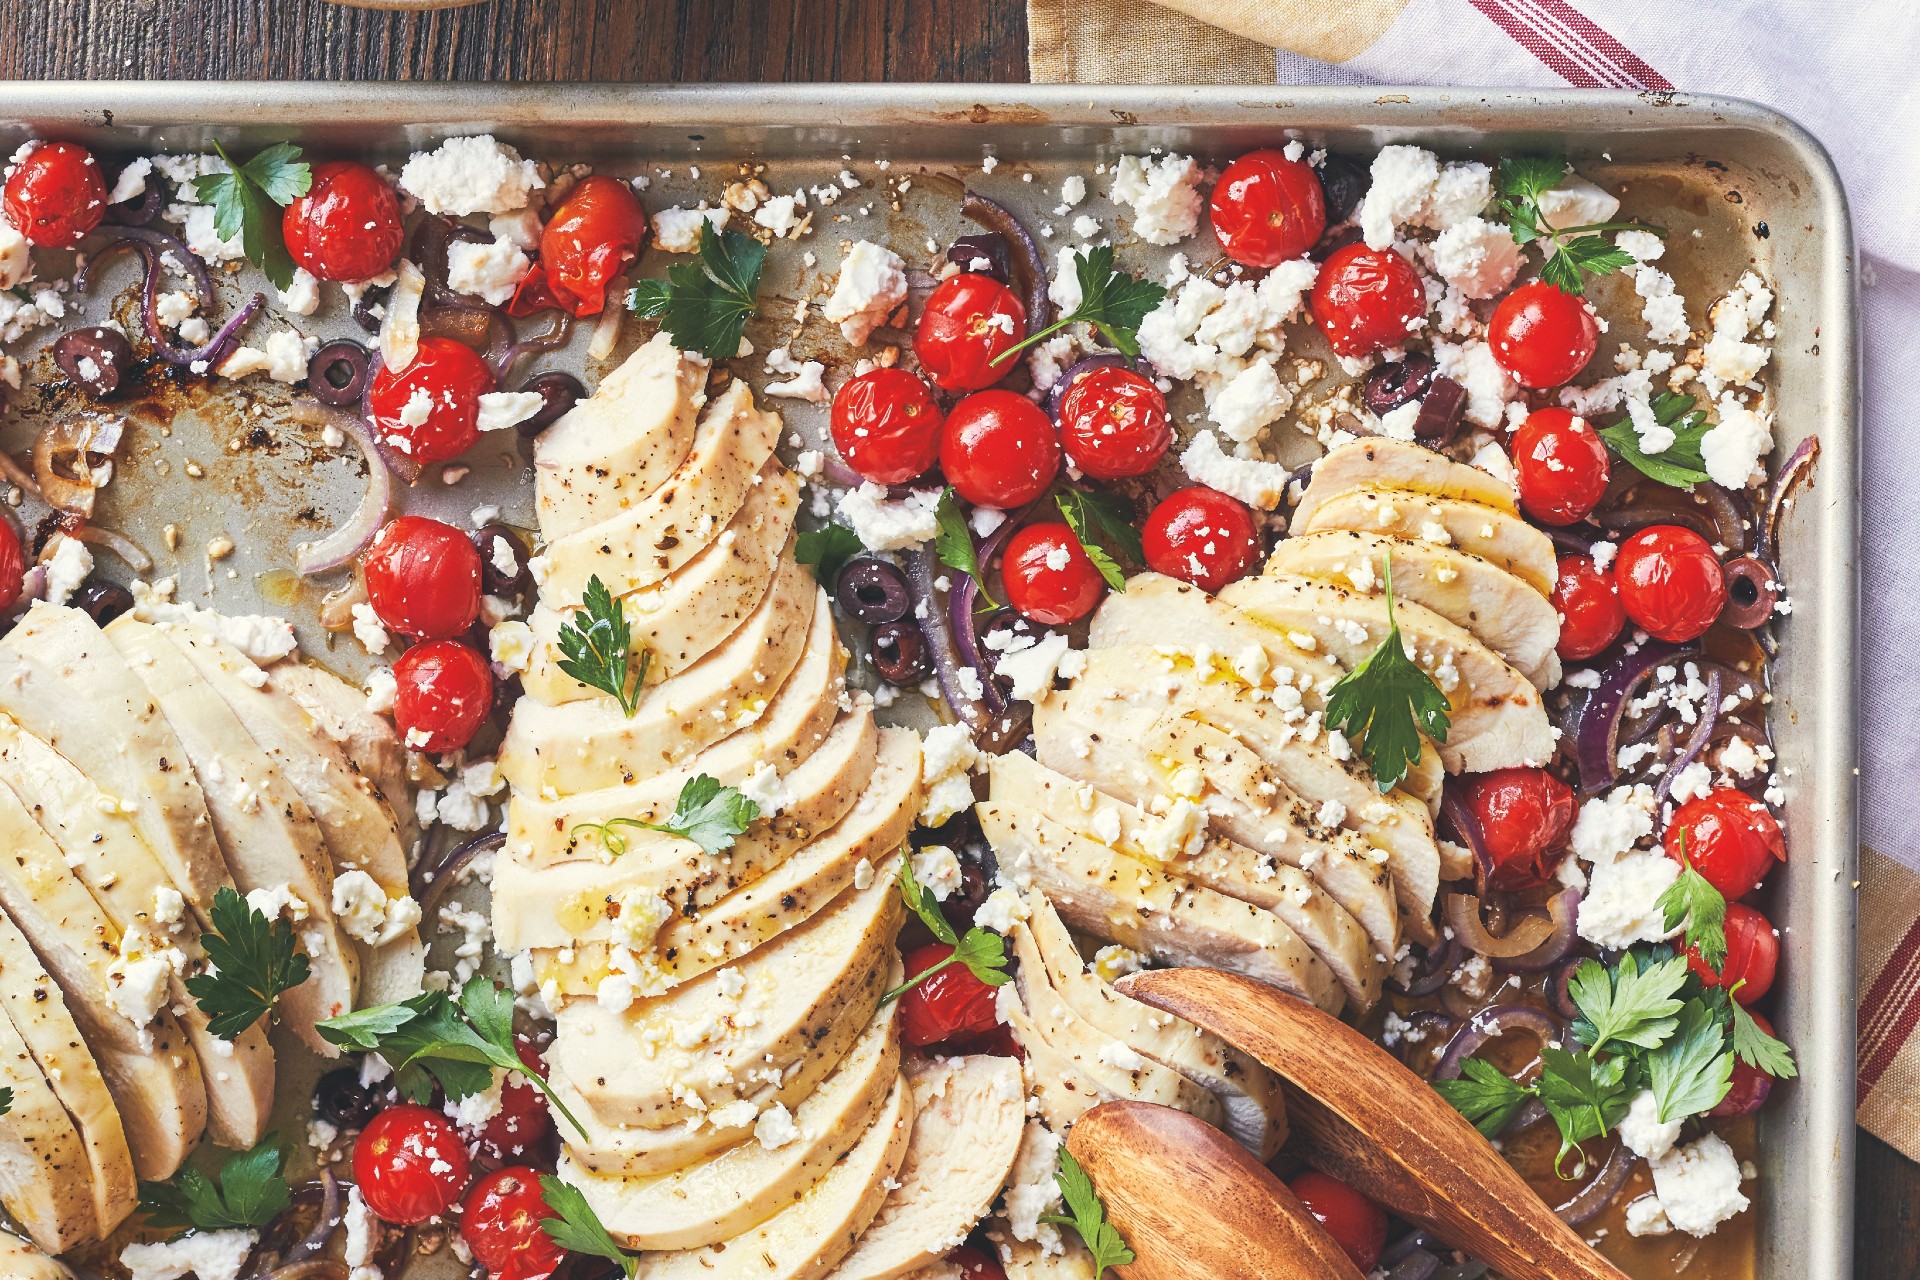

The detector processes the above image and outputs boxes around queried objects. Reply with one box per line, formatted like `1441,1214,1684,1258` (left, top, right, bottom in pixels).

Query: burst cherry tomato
283,160,404,283
364,516,483,640
1057,365,1172,480
1710,1009,1776,1118
542,175,648,316
914,273,1027,392
353,1104,472,1225
1210,149,1328,268
1143,486,1260,593
366,336,497,465
0,518,22,614
1310,242,1424,358
1612,525,1727,643
1003,522,1106,627
460,1167,567,1280
3,141,106,249
473,1038,554,1162
940,390,1060,509
830,367,944,485
1551,555,1626,661
1458,767,1575,891
393,640,494,754
1512,408,1609,526
1287,1171,1387,1272
1666,787,1785,902
899,942,1001,1048
1688,901,1779,1002
946,1245,1009,1280
1489,280,1599,389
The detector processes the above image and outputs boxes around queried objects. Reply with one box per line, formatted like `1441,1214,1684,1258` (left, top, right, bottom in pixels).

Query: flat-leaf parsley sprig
934,487,997,608
1042,1149,1135,1279
1598,391,1713,489
992,245,1167,364
556,574,650,717
138,1133,292,1234
183,886,313,1040
1494,155,1662,296
628,224,765,359
1323,556,1451,792
570,773,760,858
540,1175,640,1278
1055,488,1141,593
882,856,1011,1004
193,141,313,292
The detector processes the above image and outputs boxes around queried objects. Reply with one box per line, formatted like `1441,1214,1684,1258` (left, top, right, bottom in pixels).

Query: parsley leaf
934,487,997,608
1534,1046,1639,1174
1043,1149,1135,1279
540,1174,640,1279
1599,391,1714,488
1538,235,1637,294
1568,950,1689,1055
1494,155,1658,296
1323,556,1451,791
882,856,1011,1003
994,245,1167,364
1647,997,1736,1123
192,141,312,292
1433,1057,1534,1139
1658,831,1729,972
182,886,312,1040
0,1086,10,1117
571,774,760,858
795,524,864,588
1728,986,1798,1080
1055,488,1140,593
627,224,764,359
138,1134,291,1233
556,575,650,716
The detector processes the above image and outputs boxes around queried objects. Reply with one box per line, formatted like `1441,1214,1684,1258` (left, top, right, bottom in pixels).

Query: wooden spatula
1066,1100,1366,1280
1116,967,1633,1280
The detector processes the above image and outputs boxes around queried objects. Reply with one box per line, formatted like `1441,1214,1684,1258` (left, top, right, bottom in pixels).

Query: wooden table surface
0,0,1907,1274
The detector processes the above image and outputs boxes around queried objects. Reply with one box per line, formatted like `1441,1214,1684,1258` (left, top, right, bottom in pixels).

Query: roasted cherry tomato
1512,407,1609,526
899,942,1001,1048
1688,901,1780,1002
366,336,497,465
1612,525,1727,643
364,515,484,640
1665,787,1786,902
1710,1009,1776,1118
1489,280,1599,389
1057,365,1172,480
946,1245,1009,1280
460,1167,566,1280
3,141,106,249
353,1104,472,1225
940,390,1060,509
1310,242,1425,358
393,640,494,754
283,160,404,282
1551,554,1626,661
1287,1171,1387,1272
1458,767,1576,891
0,518,23,613
830,367,944,485
914,273,1027,392
1002,522,1106,627
1209,149,1328,268
943,1023,1025,1059
541,175,648,316
474,1038,554,1163
1142,486,1260,593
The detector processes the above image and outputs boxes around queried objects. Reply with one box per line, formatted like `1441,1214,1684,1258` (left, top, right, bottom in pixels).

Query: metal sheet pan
0,84,1856,1279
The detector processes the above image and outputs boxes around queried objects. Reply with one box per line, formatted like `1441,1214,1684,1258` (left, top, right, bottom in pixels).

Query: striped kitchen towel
1029,0,1919,1160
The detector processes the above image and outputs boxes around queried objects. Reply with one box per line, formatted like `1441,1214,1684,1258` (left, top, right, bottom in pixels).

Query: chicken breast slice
268,662,418,853
0,998,101,1253
1294,484,1558,597
1293,437,1519,528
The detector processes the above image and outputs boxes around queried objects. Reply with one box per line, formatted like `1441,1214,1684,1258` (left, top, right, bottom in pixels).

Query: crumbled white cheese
476,390,546,433
1110,153,1203,246
1430,216,1523,299
753,195,804,238
608,886,673,953
43,534,92,607
127,580,296,663
651,205,728,253
1210,360,1289,445
976,886,1028,934
1536,176,1621,231
755,1102,801,1150
1178,431,1294,511
1647,1132,1750,1237
364,667,397,715
1625,1194,1673,1237
447,237,532,305
738,762,790,819
912,845,964,902
1091,944,1146,983
837,483,941,552
1433,337,1518,428
343,1185,381,1280
994,632,1084,703
434,760,506,832
824,240,908,345
350,602,391,656
121,1230,258,1280
278,267,321,317
399,135,544,216
1618,1088,1683,1161
919,723,981,828
1700,394,1773,490
1003,1121,1067,1251
1579,850,1680,949
332,870,424,947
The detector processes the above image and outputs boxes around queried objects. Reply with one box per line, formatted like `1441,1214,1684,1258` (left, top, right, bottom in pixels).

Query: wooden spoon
1116,967,1633,1280
1066,1100,1366,1280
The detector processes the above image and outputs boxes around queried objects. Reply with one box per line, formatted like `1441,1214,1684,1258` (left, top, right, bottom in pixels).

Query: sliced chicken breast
988,1225,1096,1280
1293,437,1520,528
0,999,101,1253
0,1230,77,1277
268,662,419,853
1293,484,1558,597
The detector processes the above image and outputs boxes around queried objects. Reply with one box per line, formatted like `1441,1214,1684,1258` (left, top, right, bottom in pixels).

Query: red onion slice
1443,892,1558,958
1491,889,1582,973
1759,435,1819,561
413,830,505,921
291,403,395,577
1652,670,1723,806
1573,641,1686,794
71,524,152,573
961,190,1052,334
1553,1140,1637,1226
1431,1003,1561,1082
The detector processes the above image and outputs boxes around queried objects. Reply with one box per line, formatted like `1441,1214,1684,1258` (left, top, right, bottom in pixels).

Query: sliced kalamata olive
1316,154,1369,224
69,579,133,626
1362,351,1436,416
351,285,389,334
1412,375,1470,444
308,340,372,407
1720,555,1778,629
314,1066,378,1128
871,619,932,686
517,372,586,437
473,524,531,598
835,557,911,626
947,233,1012,283
53,327,135,399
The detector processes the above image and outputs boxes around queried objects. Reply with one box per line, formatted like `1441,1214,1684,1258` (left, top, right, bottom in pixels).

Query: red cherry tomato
946,1245,1009,1280
943,1023,1025,1059
541,175,649,316
1210,149,1327,268
353,1104,472,1225
460,1167,566,1280
1512,408,1609,526
1287,1171,1387,1272
474,1038,554,1162
940,390,1061,509
1002,522,1106,627
282,161,404,283
1458,767,1575,891
914,273,1027,392
366,336,497,465
1688,901,1779,1002
3,141,106,248
1142,486,1260,594
0,519,23,613
364,516,484,640
1489,280,1599,389
1710,1009,1776,1118
393,640,494,754
1665,787,1786,902
899,942,1001,1048
1551,555,1626,662
1057,366,1172,480
830,368,944,485
1612,525,1728,643
1310,242,1425,359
